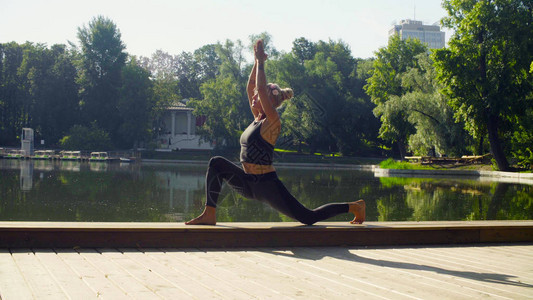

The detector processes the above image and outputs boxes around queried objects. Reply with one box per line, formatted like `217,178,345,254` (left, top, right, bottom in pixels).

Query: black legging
205,156,349,225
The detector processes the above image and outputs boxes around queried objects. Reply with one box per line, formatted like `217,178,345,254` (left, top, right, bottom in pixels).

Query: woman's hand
254,40,268,63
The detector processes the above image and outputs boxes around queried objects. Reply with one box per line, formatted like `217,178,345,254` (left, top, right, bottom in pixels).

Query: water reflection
0,160,531,222
19,160,33,191
155,166,204,221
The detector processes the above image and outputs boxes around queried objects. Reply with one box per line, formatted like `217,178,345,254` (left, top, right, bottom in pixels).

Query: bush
60,122,112,151
379,158,409,169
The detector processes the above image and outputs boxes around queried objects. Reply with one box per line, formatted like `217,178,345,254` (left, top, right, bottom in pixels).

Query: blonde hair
268,83,294,108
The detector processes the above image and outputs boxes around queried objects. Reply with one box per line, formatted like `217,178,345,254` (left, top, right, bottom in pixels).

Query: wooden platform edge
0,222,532,248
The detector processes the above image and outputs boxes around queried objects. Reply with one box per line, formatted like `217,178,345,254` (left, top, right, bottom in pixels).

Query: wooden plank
1,221,532,248
415,245,533,281
247,248,392,300
76,248,160,299
334,247,511,299
142,248,236,299
3,220,533,229
116,248,225,299
239,250,357,299
0,249,34,300
255,246,511,300
193,249,324,299
231,248,380,299
499,244,533,255
209,248,403,299
33,249,97,299
160,248,282,299
55,248,130,299
10,249,67,300
98,248,188,299
280,247,463,300
163,248,278,299
378,247,532,299
169,248,307,299
482,244,533,261
392,246,533,288
203,248,335,299
2,245,532,299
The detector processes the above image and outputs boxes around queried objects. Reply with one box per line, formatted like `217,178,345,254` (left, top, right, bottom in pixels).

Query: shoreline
143,159,533,184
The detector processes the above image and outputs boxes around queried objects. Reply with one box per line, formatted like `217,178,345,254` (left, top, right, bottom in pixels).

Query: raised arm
247,59,259,118
255,40,279,121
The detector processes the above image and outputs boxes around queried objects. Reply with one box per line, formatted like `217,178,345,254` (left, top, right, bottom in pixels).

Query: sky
1,0,452,60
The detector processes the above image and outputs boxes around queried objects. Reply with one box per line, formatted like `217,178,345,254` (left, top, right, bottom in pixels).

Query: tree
188,40,249,150
18,43,79,146
77,16,127,138
292,37,317,63
193,44,221,81
249,32,280,59
399,53,471,156
139,49,177,80
510,108,533,169
365,35,427,158
433,0,533,171
175,51,202,100
270,39,379,156
174,45,221,100
0,42,25,145
117,58,154,148
60,122,112,150
138,50,180,139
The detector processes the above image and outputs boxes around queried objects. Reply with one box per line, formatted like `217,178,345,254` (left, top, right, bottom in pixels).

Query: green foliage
1,42,79,146
187,40,249,149
117,58,154,148
0,42,28,145
510,109,533,169
60,122,112,150
271,39,380,156
3,13,531,166
77,15,127,136
433,0,533,171
170,44,222,99
401,53,471,156
365,35,427,157
378,158,434,170
364,36,469,158
379,158,406,169
19,43,80,145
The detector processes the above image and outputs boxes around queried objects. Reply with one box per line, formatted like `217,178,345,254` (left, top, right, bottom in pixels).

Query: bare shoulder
260,118,281,146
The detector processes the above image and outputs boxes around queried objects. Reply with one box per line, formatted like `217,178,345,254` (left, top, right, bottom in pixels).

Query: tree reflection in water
0,160,531,222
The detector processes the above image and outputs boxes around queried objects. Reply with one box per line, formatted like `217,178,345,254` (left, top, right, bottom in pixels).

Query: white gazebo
157,100,213,150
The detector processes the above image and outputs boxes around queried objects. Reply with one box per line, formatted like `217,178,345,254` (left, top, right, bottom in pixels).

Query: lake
0,159,531,223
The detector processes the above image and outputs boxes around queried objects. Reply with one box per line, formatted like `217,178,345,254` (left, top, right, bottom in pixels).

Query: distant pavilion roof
167,100,193,111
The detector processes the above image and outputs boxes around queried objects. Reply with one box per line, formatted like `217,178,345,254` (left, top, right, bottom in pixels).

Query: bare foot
185,206,217,225
349,199,365,224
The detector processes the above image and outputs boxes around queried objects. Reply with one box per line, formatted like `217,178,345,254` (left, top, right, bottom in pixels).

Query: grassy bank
378,158,494,171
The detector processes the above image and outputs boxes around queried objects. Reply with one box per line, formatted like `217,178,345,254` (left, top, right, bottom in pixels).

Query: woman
186,40,365,226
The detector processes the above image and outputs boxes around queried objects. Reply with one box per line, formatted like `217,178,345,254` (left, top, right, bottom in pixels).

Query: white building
156,100,213,151
389,19,445,49
21,128,34,156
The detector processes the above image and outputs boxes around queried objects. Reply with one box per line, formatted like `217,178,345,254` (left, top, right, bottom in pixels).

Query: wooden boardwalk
1,244,532,299
1,221,532,299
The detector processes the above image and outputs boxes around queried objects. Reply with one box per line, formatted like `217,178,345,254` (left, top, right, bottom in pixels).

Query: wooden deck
1,244,532,299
